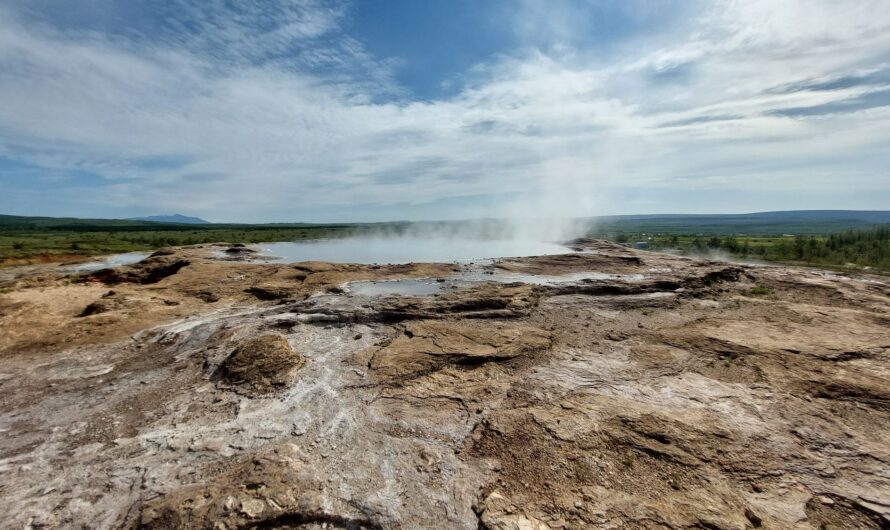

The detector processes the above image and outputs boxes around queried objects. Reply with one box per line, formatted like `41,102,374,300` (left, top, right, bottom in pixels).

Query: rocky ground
0,241,889,529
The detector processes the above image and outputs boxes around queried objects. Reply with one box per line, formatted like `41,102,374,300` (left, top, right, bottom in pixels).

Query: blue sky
0,0,889,222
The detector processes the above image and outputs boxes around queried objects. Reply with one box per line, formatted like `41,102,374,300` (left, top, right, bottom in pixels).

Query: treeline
678,225,890,270
0,226,357,260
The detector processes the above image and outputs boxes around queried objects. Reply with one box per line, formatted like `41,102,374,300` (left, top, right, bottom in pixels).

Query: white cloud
0,0,888,221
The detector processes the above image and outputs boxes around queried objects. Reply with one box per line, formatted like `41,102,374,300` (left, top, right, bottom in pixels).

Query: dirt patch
805,493,887,530
464,407,752,529
133,444,381,530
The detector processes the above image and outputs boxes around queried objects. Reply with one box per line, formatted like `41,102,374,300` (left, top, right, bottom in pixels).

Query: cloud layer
1,0,889,221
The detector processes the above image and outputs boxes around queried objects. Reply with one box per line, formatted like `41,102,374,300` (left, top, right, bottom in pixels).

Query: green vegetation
0,215,365,262
748,286,772,296
598,225,890,274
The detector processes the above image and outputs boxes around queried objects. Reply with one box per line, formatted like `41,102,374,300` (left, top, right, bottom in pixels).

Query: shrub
749,285,771,296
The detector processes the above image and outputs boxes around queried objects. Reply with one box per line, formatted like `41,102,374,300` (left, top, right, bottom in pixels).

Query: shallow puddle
347,279,447,297
62,251,150,272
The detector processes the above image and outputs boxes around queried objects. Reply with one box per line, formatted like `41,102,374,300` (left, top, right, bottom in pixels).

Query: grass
0,226,358,263
0,214,400,263
748,286,772,296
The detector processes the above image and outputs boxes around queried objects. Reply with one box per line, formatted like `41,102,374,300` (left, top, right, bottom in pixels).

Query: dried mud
0,241,889,529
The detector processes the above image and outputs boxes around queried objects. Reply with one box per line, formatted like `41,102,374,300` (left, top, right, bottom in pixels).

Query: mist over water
260,236,571,264
272,210,596,264
64,251,151,272
349,217,589,242
270,188,599,264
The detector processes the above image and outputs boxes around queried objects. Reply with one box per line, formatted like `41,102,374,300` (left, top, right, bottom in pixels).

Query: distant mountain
127,214,209,224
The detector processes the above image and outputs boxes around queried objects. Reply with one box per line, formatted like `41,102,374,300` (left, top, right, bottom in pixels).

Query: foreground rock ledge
0,241,888,529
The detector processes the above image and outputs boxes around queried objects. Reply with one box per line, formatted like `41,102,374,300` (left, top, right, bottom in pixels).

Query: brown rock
368,320,551,381
87,256,189,285
215,334,304,395
246,286,294,301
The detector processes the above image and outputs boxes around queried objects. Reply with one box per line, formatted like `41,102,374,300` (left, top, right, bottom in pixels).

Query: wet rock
284,283,541,325
376,283,541,321
293,261,338,273
497,251,644,275
224,246,256,255
548,279,682,298
87,256,189,285
78,295,136,316
194,290,220,303
698,266,746,286
79,301,110,317
215,334,304,395
246,286,294,301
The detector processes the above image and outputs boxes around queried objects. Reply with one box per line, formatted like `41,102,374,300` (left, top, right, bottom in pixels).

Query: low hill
127,214,209,224
591,210,890,235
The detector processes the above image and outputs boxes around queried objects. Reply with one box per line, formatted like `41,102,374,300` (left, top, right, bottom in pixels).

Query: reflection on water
347,279,446,296
259,237,571,264
63,251,150,272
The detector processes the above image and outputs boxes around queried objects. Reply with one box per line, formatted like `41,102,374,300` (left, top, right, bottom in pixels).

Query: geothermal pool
63,251,151,272
258,237,571,264
61,237,575,274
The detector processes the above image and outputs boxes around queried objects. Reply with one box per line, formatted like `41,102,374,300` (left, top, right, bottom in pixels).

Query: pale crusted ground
0,241,888,529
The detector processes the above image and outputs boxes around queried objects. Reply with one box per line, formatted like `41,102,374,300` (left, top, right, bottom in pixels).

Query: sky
0,0,889,223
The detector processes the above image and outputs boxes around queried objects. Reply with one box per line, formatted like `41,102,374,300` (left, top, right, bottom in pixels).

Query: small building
634,241,649,250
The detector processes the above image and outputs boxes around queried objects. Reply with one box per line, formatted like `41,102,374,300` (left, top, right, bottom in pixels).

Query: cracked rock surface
1,241,889,529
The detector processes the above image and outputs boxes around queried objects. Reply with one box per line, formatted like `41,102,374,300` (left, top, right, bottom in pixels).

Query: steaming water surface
259,237,571,264
63,251,151,272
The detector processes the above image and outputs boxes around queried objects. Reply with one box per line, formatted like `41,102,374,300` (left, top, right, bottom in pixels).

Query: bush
749,285,771,296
